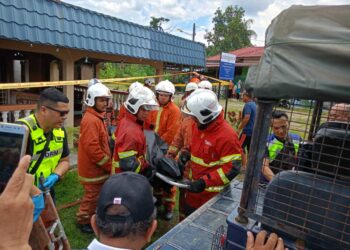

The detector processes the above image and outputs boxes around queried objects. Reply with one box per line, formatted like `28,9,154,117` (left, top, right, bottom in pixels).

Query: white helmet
144,78,155,87
185,82,198,92
198,80,213,90
124,86,159,114
155,80,175,96
85,83,112,107
88,78,102,88
129,81,143,93
182,89,222,124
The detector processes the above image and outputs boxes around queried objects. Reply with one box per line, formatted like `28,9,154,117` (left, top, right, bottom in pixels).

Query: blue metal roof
0,0,206,67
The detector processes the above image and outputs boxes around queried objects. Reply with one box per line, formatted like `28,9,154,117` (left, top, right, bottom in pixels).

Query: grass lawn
55,169,181,249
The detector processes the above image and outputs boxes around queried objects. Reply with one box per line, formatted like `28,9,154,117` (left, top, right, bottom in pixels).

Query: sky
64,0,350,46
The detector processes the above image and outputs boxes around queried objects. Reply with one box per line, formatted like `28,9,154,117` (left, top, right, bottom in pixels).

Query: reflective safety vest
267,134,301,173
19,114,64,185
268,134,300,162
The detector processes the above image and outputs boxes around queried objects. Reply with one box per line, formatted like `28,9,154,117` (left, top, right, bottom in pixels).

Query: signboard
219,52,236,80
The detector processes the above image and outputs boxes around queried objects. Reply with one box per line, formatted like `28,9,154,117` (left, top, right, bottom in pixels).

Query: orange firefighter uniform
149,101,181,212
168,115,195,157
167,115,195,220
112,111,149,174
183,113,242,215
149,101,181,145
115,104,127,127
77,107,112,225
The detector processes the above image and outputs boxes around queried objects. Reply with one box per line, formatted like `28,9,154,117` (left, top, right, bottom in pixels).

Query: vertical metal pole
217,82,221,101
235,100,275,224
308,101,323,141
192,23,196,41
224,85,229,119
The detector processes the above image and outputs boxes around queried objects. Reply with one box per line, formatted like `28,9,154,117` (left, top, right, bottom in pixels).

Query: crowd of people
3,75,349,249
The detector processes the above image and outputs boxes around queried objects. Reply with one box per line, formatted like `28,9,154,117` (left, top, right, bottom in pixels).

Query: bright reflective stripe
155,107,163,133
268,139,299,161
97,155,109,166
217,168,230,184
112,159,141,173
111,161,119,175
205,186,225,192
118,150,137,159
135,158,141,173
191,153,241,168
78,174,109,183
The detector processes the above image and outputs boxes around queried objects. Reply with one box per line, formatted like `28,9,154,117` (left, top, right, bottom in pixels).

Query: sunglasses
44,106,70,117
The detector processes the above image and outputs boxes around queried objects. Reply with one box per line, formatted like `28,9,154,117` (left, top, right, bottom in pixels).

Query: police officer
19,88,70,198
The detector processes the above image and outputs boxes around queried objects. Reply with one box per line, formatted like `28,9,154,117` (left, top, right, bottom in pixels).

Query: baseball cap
96,172,155,223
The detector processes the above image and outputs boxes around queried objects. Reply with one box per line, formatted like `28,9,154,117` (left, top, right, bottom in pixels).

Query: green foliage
205,5,256,56
150,17,170,31
99,63,156,80
56,169,94,249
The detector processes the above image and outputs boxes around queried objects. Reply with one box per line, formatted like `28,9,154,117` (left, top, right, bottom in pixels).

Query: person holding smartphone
18,88,70,199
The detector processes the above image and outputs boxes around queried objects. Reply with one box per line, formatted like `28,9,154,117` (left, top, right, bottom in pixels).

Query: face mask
32,193,45,222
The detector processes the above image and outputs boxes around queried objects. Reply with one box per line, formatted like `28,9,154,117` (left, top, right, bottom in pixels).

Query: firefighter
181,89,242,217
148,80,181,221
198,80,213,90
18,88,70,195
115,81,143,127
167,82,198,221
144,78,155,89
112,86,158,176
76,82,113,234
178,82,198,108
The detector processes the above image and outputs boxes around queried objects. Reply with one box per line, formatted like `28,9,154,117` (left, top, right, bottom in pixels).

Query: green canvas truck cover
246,5,350,102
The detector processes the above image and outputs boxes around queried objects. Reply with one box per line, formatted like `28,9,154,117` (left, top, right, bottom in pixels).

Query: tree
150,17,170,32
205,6,256,56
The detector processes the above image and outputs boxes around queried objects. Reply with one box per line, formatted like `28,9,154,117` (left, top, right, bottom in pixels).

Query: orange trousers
153,185,177,211
76,183,104,225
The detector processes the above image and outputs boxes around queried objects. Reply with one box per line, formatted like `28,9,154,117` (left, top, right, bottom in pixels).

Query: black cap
97,172,154,223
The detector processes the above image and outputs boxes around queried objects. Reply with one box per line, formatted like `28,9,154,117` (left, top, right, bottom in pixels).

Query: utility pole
192,23,196,41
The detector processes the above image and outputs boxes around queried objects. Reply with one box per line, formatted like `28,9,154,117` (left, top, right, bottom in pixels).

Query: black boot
78,223,94,234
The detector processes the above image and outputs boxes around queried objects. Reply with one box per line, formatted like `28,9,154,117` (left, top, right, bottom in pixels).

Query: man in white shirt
87,172,157,250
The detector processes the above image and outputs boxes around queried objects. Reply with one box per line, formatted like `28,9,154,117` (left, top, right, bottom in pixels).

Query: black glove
178,150,191,174
189,179,206,193
141,166,155,181
179,150,191,164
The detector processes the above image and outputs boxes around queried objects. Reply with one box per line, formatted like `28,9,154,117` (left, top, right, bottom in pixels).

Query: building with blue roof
0,0,206,127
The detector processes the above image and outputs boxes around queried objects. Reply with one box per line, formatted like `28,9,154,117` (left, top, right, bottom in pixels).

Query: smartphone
0,122,29,193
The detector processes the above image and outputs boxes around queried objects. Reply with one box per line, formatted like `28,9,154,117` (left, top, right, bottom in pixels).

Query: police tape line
0,72,230,90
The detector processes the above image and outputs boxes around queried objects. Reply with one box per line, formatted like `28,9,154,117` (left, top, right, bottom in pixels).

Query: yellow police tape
0,72,230,90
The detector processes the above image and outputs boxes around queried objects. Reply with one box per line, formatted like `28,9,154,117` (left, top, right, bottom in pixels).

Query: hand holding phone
0,122,29,193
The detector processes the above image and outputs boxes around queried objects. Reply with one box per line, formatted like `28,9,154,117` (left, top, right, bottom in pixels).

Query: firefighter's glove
178,150,191,175
179,150,191,164
32,192,45,222
189,179,206,193
41,173,59,190
142,166,155,181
